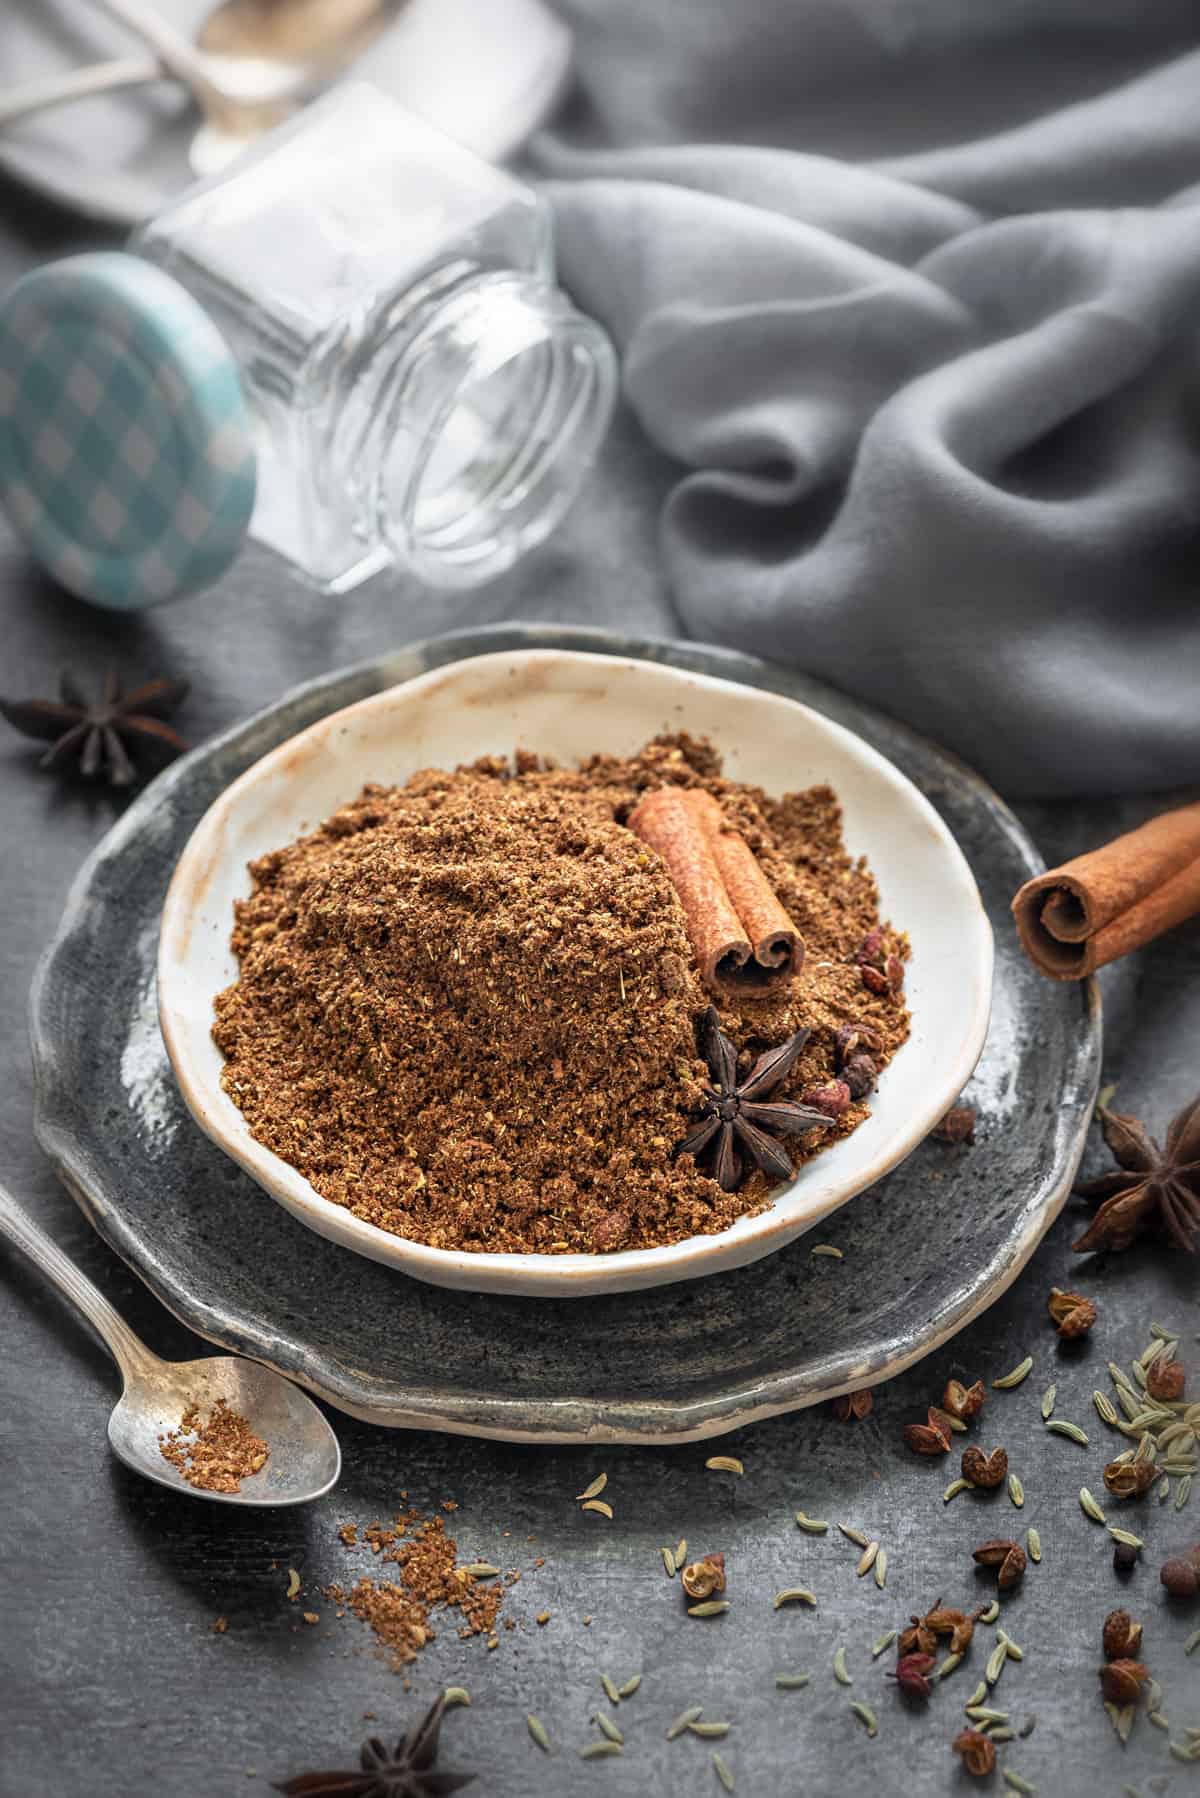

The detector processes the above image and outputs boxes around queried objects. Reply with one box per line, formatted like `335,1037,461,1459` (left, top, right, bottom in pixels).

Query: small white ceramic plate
158,648,993,1296
0,0,571,224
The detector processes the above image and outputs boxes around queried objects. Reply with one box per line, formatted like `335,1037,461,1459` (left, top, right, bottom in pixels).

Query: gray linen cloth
535,0,1200,797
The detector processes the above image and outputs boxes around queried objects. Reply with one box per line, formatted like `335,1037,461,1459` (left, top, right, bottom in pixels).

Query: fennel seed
993,1356,1034,1389
666,1706,703,1740
837,1524,869,1547
1040,1384,1056,1420
774,1588,817,1609
1008,1473,1025,1508
581,1500,613,1518
661,1546,676,1578
1079,1487,1107,1523
810,1244,843,1259
874,1548,888,1589
601,1674,621,1705
1109,1527,1144,1549
594,1714,624,1744
617,1675,641,1698
851,1702,878,1737
442,1688,470,1708
687,1721,731,1739
1026,1526,1041,1562
705,1456,744,1476
579,1742,622,1760
856,1542,879,1577
527,1715,550,1753
775,1672,811,1689
1094,1390,1120,1426
872,1630,896,1657
1045,1420,1089,1445
832,1646,852,1685
576,1473,608,1501
944,1478,974,1502
689,1600,731,1617
712,1750,736,1792
795,1511,829,1533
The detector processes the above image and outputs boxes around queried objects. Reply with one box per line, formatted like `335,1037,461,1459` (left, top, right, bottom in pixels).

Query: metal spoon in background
0,0,405,174
0,1180,341,1507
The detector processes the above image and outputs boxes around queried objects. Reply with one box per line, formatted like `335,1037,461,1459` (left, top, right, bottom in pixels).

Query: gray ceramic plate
30,626,1101,1443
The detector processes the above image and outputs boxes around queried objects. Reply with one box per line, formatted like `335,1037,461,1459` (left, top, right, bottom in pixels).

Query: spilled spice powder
214,737,909,1254
328,1514,504,1670
158,1399,269,1494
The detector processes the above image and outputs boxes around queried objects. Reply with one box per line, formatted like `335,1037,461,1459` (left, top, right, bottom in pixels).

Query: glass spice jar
132,82,617,594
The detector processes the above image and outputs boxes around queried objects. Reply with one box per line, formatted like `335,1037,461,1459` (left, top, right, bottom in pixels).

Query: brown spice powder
158,1399,269,1494
329,1515,504,1670
214,736,909,1254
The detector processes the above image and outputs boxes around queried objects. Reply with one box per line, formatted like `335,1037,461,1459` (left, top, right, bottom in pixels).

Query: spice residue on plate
212,736,910,1254
158,1398,269,1494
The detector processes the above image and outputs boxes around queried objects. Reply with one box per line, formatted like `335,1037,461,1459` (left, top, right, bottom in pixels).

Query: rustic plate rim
29,625,1102,1441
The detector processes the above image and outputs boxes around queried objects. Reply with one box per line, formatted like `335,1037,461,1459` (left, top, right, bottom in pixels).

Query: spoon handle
83,0,225,108
0,57,163,131
0,1180,157,1384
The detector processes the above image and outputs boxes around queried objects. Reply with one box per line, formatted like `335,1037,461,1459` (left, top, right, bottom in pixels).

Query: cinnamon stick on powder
629,786,802,992
1012,798,1200,980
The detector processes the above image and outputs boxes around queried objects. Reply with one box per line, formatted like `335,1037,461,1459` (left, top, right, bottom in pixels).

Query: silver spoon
0,1180,341,1507
0,0,404,174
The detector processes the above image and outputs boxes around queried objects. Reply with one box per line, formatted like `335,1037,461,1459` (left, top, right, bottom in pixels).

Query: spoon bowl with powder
0,1180,341,1506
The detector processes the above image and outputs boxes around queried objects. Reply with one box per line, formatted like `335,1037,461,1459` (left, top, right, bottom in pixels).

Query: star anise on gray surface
274,1696,476,1798
678,1004,833,1192
0,669,189,787
1073,1095,1200,1255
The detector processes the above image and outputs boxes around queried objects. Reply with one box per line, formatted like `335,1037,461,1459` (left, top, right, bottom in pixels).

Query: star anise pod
274,1696,476,1797
1073,1097,1200,1254
677,1005,833,1192
0,669,189,788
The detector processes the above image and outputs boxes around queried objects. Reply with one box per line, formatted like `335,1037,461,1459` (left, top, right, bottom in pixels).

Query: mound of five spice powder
212,737,909,1254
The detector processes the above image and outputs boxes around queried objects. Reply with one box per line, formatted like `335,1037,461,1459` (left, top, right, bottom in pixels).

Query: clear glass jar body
133,85,616,592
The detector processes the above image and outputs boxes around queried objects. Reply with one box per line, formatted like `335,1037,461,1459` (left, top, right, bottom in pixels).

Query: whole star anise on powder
273,1696,476,1797
678,1005,833,1192
0,669,189,788
1073,1097,1200,1254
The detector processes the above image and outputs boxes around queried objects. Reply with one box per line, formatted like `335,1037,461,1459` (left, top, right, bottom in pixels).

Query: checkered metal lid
0,252,255,610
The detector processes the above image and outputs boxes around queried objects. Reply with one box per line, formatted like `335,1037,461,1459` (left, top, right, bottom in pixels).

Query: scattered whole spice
681,1555,726,1601
0,668,189,788
952,1728,997,1777
1047,1287,1097,1339
831,1389,873,1421
1113,1539,1141,1572
1146,1359,1186,1402
973,1539,1026,1588
1074,1097,1200,1254
1104,1459,1158,1500
1102,1610,1143,1660
272,1695,475,1797
904,1419,951,1457
933,1105,976,1145
961,1446,1008,1489
214,741,909,1256
890,1653,936,1700
158,1399,268,1494
992,1357,1034,1390
1098,1660,1149,1704
944,1379,986,1421
1160,1545,1200,1599
900,1605,976,1658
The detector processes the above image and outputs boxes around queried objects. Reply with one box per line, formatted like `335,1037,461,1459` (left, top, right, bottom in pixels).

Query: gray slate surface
1,148,1199,1798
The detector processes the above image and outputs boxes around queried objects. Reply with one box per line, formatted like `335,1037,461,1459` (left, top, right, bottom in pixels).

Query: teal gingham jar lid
0,252,255,610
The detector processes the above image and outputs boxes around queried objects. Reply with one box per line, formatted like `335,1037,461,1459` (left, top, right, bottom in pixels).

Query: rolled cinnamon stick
628,786,802,992
1012,799,1200,980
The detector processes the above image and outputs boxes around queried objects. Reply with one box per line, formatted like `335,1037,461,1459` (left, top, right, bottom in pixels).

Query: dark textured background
1,176,1199,1798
